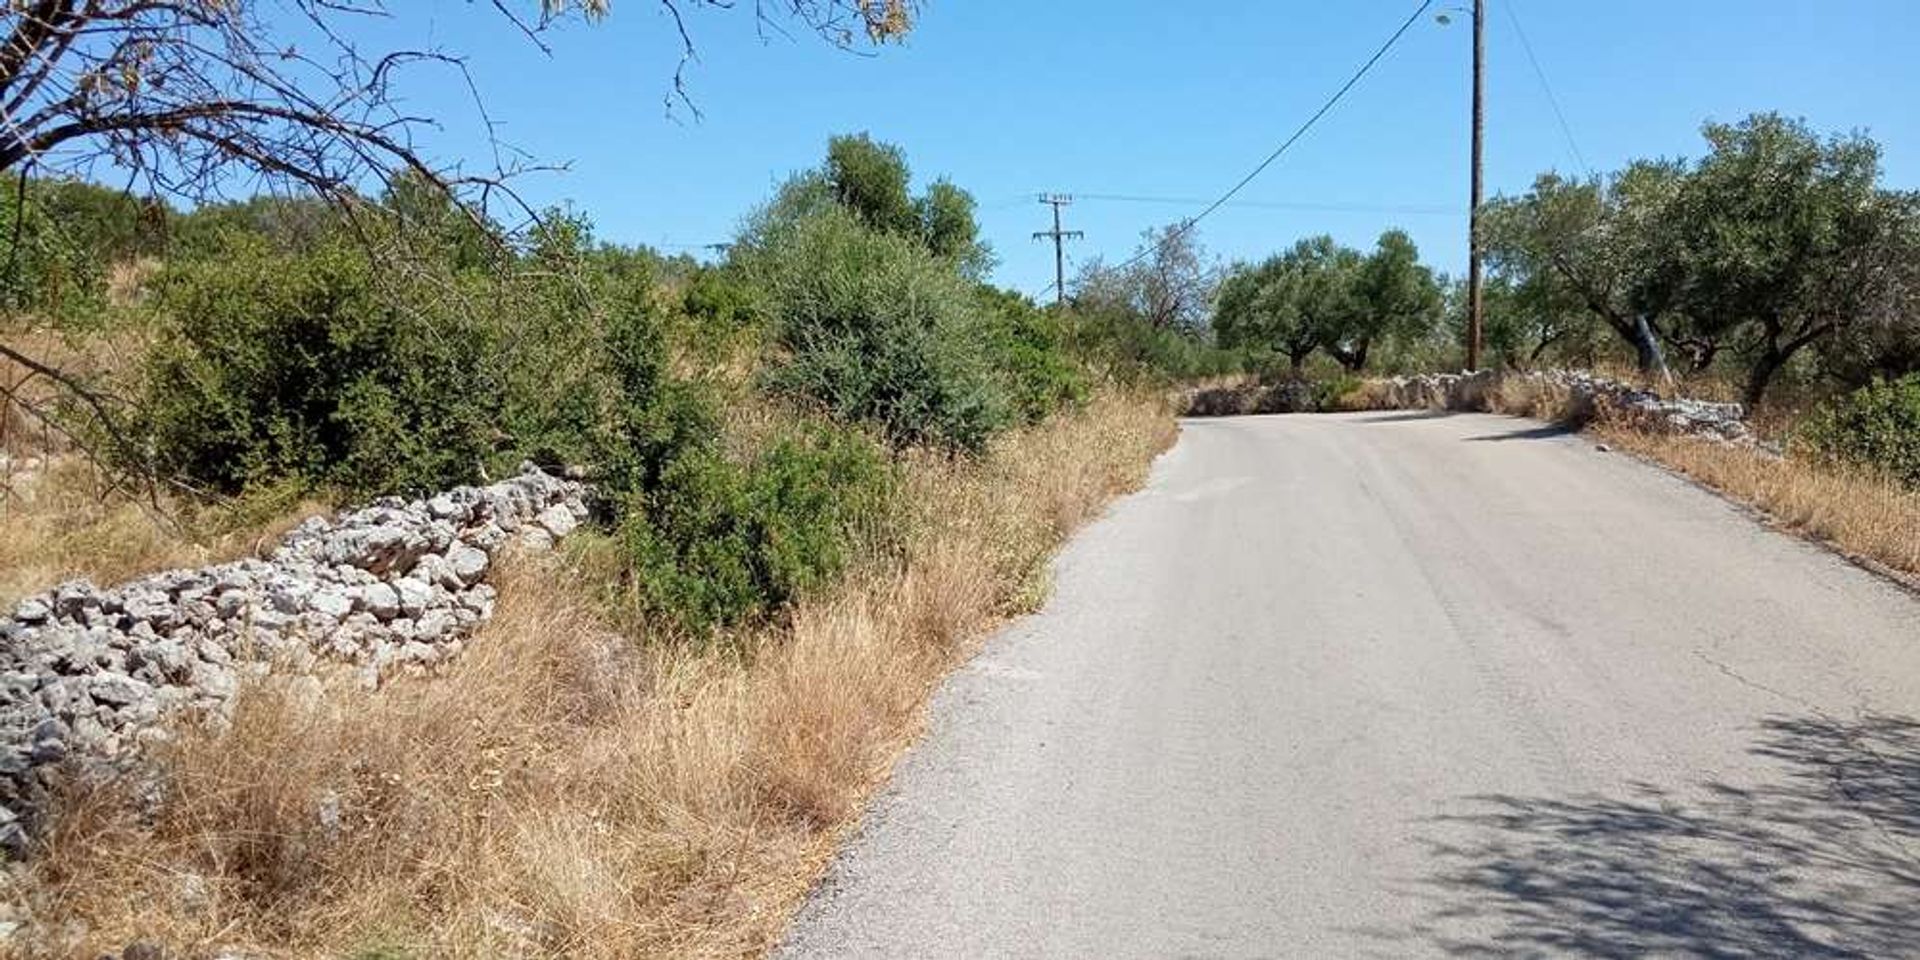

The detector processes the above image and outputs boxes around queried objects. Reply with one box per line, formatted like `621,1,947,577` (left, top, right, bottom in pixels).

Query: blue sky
379,1,1920,297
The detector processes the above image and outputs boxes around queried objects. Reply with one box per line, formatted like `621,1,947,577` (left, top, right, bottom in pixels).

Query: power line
1033,0,1436,300
1072,192,1463,216
1502,0,1589,175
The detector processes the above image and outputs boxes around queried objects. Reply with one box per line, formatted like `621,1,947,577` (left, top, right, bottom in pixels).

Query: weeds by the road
10,390,1175,959
1591,425,1920,581
1484,375,1920,583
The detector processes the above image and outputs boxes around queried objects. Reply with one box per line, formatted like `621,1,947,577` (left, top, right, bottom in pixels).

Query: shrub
617,421,894,632
746,207,1015,451
976,288,1086,423
139,233,498,496
1310,372,1365,412
493,218,712,489
0,178,160,323
1061,306,1249,385
1798,374,1920,488
682,266,763,333
136,206,709,502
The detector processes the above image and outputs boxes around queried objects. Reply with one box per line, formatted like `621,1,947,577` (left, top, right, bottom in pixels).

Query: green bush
682,266,763,333
746,207,1015,451
618,421,894,632
136,203,713,502
1062,306,1249,385
1310,372,1365,411
976,287,1087,423
0,177,162,323
491,213,713,489
139,233,498,496
1798,374,1920,487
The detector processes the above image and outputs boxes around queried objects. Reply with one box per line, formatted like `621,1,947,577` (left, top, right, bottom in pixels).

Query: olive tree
1480,162,1684,378
1818,190,1920,386
1327,229,1442,372
1657,114,1905,407
1214,235,1360,372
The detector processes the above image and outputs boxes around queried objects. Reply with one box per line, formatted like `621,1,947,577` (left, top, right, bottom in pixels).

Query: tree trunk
1743,350,1784,410
1629,314,1673,385
1329,339,1369,373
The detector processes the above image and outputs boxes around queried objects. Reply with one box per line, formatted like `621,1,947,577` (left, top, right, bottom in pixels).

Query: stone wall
1367,369,1754,443
0,465,589,854
1181,369,1755,447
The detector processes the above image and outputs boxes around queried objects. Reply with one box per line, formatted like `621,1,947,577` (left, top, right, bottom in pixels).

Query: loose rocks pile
1371,369,1754,442
0,465,590,854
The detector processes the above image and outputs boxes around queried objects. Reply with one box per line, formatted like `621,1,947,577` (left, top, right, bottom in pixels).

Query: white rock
214,590,251,617
122,590,175,626
88,674,151,707
415,609,458,642
307,587,354,620
196,638,233,666
12,597,50,623
398,641,440,665
267,577,315,615
413,553,461,592
445,542,489,586
193,662,237,700
357,582,402,620
130,641,192,682
535,504,579,538
393,578,434,619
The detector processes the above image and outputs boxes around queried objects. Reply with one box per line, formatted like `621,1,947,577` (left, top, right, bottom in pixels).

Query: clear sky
375,0,1920,298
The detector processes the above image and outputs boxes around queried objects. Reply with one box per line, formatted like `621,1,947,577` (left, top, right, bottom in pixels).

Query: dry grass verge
0,459,324,611
1590,424,1920,581
1477,376,1920,583
6,390,1177,959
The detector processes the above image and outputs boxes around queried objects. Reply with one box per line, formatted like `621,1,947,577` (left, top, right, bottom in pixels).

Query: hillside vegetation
0,133,1194,956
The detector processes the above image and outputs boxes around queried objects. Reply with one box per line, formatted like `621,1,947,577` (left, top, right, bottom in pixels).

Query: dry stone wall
1182,369,1755,447
0,465,589,855
1370,369,1754,443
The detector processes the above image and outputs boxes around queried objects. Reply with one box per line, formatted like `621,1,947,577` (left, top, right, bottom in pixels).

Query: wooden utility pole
1465,0,1486,371
1033,194,1084,307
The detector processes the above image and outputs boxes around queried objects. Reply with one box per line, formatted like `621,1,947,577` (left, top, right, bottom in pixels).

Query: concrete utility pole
1033,194,1084,307
1466,0,1486,371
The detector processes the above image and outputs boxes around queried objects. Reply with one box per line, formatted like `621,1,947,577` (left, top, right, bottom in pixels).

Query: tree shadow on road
1460,422,1578,442
1384,714,1920,957
1350,410,1460,424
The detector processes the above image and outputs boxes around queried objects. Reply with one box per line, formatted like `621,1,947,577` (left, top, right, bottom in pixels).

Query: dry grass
1338,378,1399,412
1486,376,1586,423
7,390,1177,959
104,259,160,310
1,325,157,461
0,458,325,611
1591,424,1920,580
1470,375,1920,581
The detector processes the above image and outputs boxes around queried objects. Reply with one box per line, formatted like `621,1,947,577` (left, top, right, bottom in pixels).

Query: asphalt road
778,411,1920,959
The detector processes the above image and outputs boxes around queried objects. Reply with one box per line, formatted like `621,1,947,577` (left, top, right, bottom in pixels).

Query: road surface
778,411,1920,959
